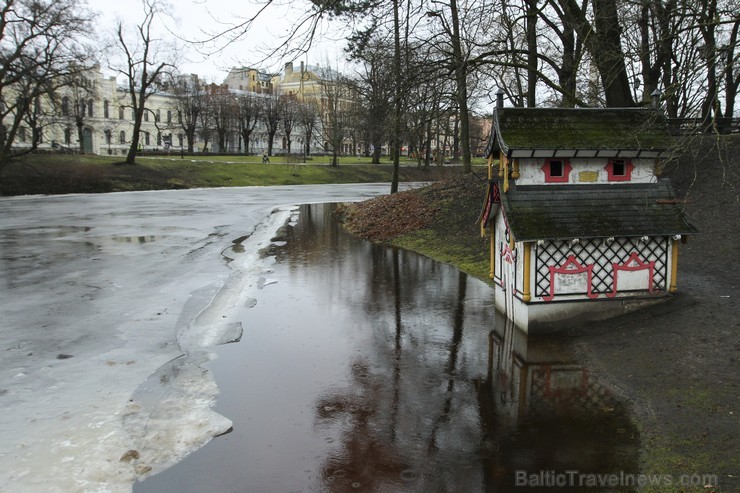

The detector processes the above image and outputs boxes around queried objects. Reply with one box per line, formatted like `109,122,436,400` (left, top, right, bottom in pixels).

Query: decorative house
479,100,697,332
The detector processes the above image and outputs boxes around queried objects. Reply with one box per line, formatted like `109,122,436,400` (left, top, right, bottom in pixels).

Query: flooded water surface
136,203,639,492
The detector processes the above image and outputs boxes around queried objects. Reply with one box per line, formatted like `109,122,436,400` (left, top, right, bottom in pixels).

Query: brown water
135,203,639,493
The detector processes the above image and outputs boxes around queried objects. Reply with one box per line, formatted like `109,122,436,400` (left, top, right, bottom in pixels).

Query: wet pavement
135,203,639,493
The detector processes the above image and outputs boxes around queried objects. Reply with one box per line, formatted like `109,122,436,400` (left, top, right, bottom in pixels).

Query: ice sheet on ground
0,184,408,493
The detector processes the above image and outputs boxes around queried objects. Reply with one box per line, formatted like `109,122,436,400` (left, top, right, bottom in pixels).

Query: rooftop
486,107,674,158
495,179,698,241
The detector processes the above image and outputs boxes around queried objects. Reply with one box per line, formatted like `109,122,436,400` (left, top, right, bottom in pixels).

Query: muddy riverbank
563,136,739,492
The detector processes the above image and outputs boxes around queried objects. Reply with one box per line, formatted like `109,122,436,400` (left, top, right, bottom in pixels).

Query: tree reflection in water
294,204,639,493
135,203,640,493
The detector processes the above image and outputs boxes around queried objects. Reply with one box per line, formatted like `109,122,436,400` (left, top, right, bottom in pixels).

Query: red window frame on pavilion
605,158,634,182
541,158,572,183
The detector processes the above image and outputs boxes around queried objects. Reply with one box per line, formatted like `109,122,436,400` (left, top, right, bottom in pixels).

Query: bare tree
390,0,404,190
110,0,177,164
0,0,93,169
168,74,206,152
347,36,394,164
297,98,319,158
261,93,282,156
281,94,298,154
197,96,214,153
721,13,739,121
209,84,237,152
316,66,354,166
236,91,262,154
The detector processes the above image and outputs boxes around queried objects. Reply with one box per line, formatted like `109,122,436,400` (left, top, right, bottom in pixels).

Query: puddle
135,203,639,492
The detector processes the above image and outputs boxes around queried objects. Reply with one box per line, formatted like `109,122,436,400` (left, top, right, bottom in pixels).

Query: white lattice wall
533,237,670,301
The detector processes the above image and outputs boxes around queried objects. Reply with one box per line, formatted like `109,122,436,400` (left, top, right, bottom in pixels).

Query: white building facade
4,63,349,157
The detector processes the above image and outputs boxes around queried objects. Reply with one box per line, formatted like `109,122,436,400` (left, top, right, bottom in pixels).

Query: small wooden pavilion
479,100,697,332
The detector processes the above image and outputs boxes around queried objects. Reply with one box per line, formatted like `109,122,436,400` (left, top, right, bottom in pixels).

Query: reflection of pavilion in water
477,311,640,491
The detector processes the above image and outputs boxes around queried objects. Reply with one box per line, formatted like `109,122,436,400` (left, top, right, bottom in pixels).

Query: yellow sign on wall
579,171,599,182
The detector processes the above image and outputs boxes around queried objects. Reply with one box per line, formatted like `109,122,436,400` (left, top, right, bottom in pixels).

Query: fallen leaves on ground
336,189,439,242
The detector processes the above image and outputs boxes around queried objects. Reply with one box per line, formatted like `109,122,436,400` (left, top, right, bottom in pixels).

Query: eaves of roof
485,107,674,159
499,179,698,241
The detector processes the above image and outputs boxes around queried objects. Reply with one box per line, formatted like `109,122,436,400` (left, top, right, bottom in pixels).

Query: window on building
131,109,135,120
62,97,70,116
104,101,109,118
157,132,162,146
119,131,126,144
605,159,634,181
155,109,161,122
144,110,149,122
178,134,184,147
119,106,124,120
18,127,26,142
104,129,111,144
550,159,563,177
177,111,182,124
167,110,172,124
145,132,150,145
64,128,71,144
87,99,94,117
541,158,572,183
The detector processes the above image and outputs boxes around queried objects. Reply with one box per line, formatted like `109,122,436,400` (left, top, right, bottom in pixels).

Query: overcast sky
85,0,347,82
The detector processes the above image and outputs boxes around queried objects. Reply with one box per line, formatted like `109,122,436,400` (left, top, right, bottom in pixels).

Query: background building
4,62,357,158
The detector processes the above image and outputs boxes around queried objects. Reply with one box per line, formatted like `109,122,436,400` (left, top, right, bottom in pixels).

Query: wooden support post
523,242,531,302
669,239,679,293
489,228,495,279
503,156,509,193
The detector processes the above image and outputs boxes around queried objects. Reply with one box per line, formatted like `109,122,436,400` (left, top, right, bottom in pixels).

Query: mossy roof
499,179,698,241
486,107,673,157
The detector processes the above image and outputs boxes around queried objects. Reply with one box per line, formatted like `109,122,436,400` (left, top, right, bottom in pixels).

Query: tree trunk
723,19,739,121
526,0,538,108
592,0,635,106
450,0,472,172
390,0,402,193
125,107,144,164
76,118,85,154
699,0,721,127
558,5,579,107
562,0,635,107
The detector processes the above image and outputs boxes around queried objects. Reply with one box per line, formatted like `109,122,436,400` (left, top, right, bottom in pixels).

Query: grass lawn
0,153,488,195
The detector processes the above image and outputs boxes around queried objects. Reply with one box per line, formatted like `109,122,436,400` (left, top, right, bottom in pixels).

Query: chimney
285,62,293,77
496,88,505,108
